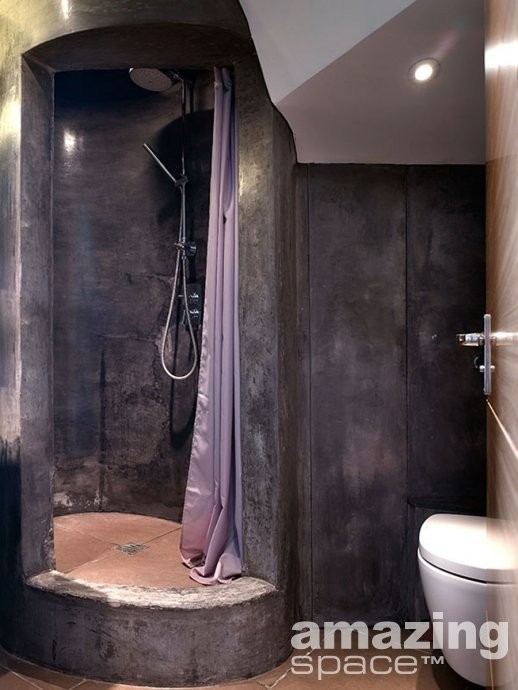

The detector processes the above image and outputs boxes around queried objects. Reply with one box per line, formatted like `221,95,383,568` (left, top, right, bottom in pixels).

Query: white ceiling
238,0,485,164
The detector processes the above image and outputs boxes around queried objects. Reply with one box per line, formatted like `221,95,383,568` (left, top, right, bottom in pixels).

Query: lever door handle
457,314,494,396
482,314,493,396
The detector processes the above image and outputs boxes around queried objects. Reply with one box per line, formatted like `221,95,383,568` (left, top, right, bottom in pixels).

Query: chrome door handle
456,332,484,346
482,314,493,396
457,314,495,396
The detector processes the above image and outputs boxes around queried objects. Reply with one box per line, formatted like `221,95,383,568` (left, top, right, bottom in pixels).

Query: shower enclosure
52,67,212,521
0,2,303,687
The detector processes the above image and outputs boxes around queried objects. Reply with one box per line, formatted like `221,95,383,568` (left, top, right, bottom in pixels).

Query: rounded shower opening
51,65,215,588
10,18,295,688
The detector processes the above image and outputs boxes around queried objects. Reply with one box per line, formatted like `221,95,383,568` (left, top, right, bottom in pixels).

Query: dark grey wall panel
19,59,55,575
406,166,486,621
309,165,407,623
273,107,301,593
407,165,486,509
307,163,486,624
52,71,213,519
295,164,312,620
236,56,281,584
236,58,304,592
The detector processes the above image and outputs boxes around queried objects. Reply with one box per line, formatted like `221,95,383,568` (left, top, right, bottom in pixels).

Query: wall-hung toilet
418,514,516,687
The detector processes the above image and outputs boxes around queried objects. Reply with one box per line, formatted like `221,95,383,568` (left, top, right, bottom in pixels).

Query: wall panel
486,0,518,685
308,164,486,622
309,164,407,623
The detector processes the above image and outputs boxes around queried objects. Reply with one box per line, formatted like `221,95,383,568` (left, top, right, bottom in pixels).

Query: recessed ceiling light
409,58,440,83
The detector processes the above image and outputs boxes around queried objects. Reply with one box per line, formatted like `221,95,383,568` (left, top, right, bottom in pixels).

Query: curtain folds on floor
179,67,242,585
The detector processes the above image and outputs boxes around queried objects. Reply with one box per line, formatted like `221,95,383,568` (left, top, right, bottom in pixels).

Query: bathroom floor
53,512,208,588
0,644,486,690
11,512,484,689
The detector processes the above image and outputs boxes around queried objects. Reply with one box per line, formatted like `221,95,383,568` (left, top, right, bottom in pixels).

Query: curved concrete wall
0,1,303,684
18,573,291,687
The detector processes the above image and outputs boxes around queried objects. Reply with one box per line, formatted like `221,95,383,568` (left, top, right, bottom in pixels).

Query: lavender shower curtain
180,68,242,584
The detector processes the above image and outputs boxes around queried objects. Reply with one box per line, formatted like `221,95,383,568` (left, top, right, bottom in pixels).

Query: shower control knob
185,242,197,257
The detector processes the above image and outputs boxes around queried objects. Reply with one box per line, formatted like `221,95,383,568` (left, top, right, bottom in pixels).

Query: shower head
128,68,174,92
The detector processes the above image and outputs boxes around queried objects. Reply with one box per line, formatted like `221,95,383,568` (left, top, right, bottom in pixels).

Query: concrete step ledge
11,570,291,687
29,570,276,610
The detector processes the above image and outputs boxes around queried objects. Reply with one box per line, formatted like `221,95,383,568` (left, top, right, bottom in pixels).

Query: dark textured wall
309,165,407,623
0,0,485,671
0,0,254,584
306,164,486,623
0,2,302,681
406,165,486,620
273,107,301,597
19,58,56,576
407,166,486,506
52,70,213,520
236,57,303,593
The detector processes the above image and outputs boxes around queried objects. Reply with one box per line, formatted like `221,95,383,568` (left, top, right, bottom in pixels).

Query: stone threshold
28,570,277,610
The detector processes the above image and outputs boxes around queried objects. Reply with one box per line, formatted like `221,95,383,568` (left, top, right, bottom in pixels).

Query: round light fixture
409,58,440,83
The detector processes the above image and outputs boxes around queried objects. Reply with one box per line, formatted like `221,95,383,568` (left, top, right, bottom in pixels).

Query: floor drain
115,542,149,555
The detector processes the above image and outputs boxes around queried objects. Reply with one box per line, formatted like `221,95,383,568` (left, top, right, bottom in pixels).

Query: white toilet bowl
418,514,515,687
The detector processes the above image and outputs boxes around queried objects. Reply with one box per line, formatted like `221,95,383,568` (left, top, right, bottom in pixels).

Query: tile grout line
3,656,86,690
56,515,181,541
57,525,180,548
141,526,181,545
255,652,312,690
8,668,47,689
60,528,181,576
60,546,121,575
263,668,292,689
54,524,114,547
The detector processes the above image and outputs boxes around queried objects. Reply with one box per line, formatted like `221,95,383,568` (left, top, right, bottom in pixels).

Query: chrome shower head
128,68,174,92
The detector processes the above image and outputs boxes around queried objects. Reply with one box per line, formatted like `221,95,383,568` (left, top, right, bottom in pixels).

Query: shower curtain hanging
180,67,242,584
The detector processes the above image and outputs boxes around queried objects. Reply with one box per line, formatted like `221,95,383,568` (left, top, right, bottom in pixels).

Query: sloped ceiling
238,0,485,164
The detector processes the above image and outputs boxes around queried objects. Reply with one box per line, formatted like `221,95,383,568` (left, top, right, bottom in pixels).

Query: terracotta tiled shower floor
53,512,206,588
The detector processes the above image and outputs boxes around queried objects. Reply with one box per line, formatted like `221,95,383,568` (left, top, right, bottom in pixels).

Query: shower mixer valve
182,283,203,331
175,240,197,257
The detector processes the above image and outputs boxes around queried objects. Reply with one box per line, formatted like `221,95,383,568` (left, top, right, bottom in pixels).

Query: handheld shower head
128,68,174,92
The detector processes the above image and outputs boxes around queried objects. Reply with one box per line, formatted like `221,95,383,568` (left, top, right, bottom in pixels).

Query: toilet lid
418,513,517,583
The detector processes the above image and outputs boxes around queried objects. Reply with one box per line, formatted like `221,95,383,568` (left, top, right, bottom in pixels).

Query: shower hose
160,179,198,381
143,74,198,381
